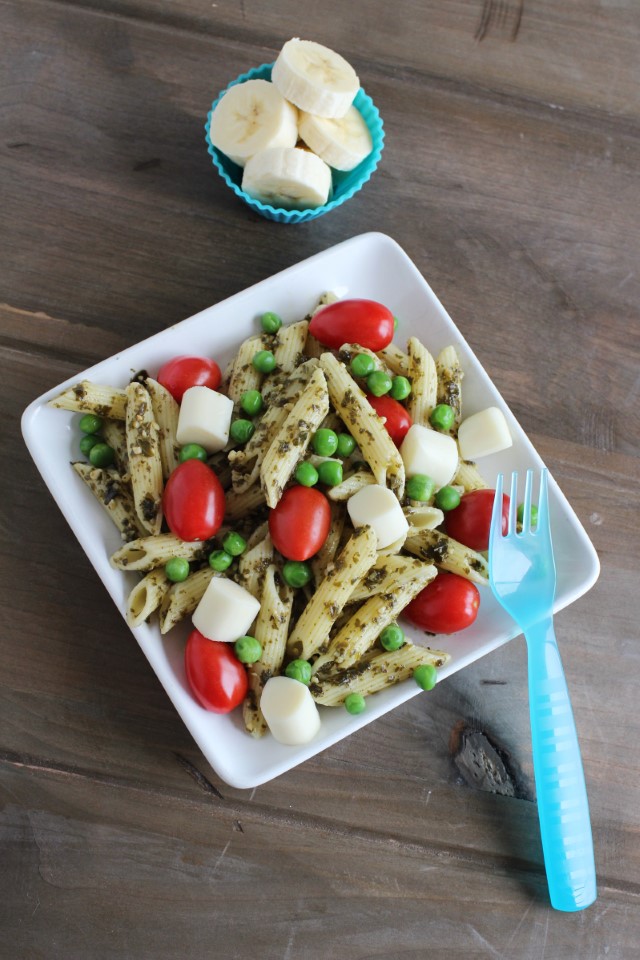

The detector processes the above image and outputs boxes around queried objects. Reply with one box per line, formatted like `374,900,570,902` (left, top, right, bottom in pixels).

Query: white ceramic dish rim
21,232,600,789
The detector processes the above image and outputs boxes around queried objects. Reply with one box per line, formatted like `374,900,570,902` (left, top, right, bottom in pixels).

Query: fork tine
489,473,504,554
537,467,551,537
522,468,534,534
508,471,519,535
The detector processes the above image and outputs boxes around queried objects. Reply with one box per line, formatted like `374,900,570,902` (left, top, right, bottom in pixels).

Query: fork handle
525,616,597,911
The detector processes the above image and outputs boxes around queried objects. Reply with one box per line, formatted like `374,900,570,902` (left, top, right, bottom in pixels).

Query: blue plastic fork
488,468,597,911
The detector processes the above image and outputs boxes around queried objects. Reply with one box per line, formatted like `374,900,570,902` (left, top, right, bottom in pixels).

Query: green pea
312,428,339,456
317,460,343,487
406,473,436,502
230,419,255,444
414,664,437,691
252,349,276,373
165,557,190,582
88,442,115,468
223,531,247,557
282,560,312,588
179,443,208,463
336,433,356,458
379,623,405,651
366,370,393,397
79,413,103,435
261,311,282,334
79,434,101,456
435,485,461,511
390,376,411,401
285,659,312,685
517,503,539,527
240,389,264,417
295,462,319,487
350,353,376,378
344,693,366,715
429,403,455,432
208,550,233,572
234,635,262,664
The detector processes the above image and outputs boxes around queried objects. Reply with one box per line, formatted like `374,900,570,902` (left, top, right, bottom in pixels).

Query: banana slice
241,146,332,210
208,79,298,167
298,106,373,172
272,38,359,119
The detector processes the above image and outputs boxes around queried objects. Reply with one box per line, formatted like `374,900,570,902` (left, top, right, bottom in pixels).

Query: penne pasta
243,565,294,737
145,377,180,479
158,567,216,634
403,505,445,535
273,319,309,372
310,642,449,706
287,525,378,662
48,380,128,419
453,459,488,492
101,419,129,475
260,366,330,507
310,499,345,586
347,554,429,603
406,337,437,426
126,569,171,628
227,334,271,402
72,462,145,542
311,561,436,676
326,469,375,502
338,343,390,374
229,402,292,494
319,352,405,499
436,345,463,433
111,533,205,572
125,382,164,535
236,532,274,599
404,528,488,584
224,482,266,521
377,342,410,377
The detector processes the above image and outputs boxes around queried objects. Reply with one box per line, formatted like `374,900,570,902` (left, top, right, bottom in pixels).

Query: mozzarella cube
176,386,233,454
458,406,513,460
347,484,409,550
192,577,261,643
260,676,321,745
400,424,458,490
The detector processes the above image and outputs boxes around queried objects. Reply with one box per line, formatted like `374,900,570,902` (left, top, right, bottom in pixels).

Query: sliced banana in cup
208,78,298,167
272,38,360,119
241,146,332,210
298,105,373,172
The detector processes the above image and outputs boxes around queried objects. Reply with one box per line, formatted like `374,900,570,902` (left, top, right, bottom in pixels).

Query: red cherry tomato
269,486,331,561
163,459,225,541
309,299,395,351
185,630,248,713
366,394,413,446
157,356,222,404
404,572,480,634
445,489,510,552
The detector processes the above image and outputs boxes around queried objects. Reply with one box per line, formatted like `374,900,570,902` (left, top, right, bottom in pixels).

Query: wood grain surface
2,1,639,957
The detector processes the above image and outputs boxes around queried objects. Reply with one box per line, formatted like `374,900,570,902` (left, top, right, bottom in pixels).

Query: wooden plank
2,762,639,959
43,0,640,121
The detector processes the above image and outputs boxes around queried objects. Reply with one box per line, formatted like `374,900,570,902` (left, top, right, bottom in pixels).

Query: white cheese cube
347,484,409,550
176,386,233,454
458,406,513,460
192,577,261,643
399,424,458,490
260,676,321,745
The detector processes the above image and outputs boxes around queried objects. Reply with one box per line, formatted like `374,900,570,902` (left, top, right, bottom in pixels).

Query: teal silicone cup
205,63,385,224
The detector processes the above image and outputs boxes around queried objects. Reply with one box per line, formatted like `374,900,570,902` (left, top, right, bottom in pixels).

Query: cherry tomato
445,489,510,552
157,356,222,404
404,572,480,634
185,630,248,713
269,486,331,561
366,394,413,446
309,299,395,351
163,459,225,541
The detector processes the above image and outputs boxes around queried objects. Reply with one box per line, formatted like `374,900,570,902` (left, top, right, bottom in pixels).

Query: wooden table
3,1,639,956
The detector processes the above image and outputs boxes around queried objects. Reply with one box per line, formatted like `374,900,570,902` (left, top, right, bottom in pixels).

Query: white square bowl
21,232,600,789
